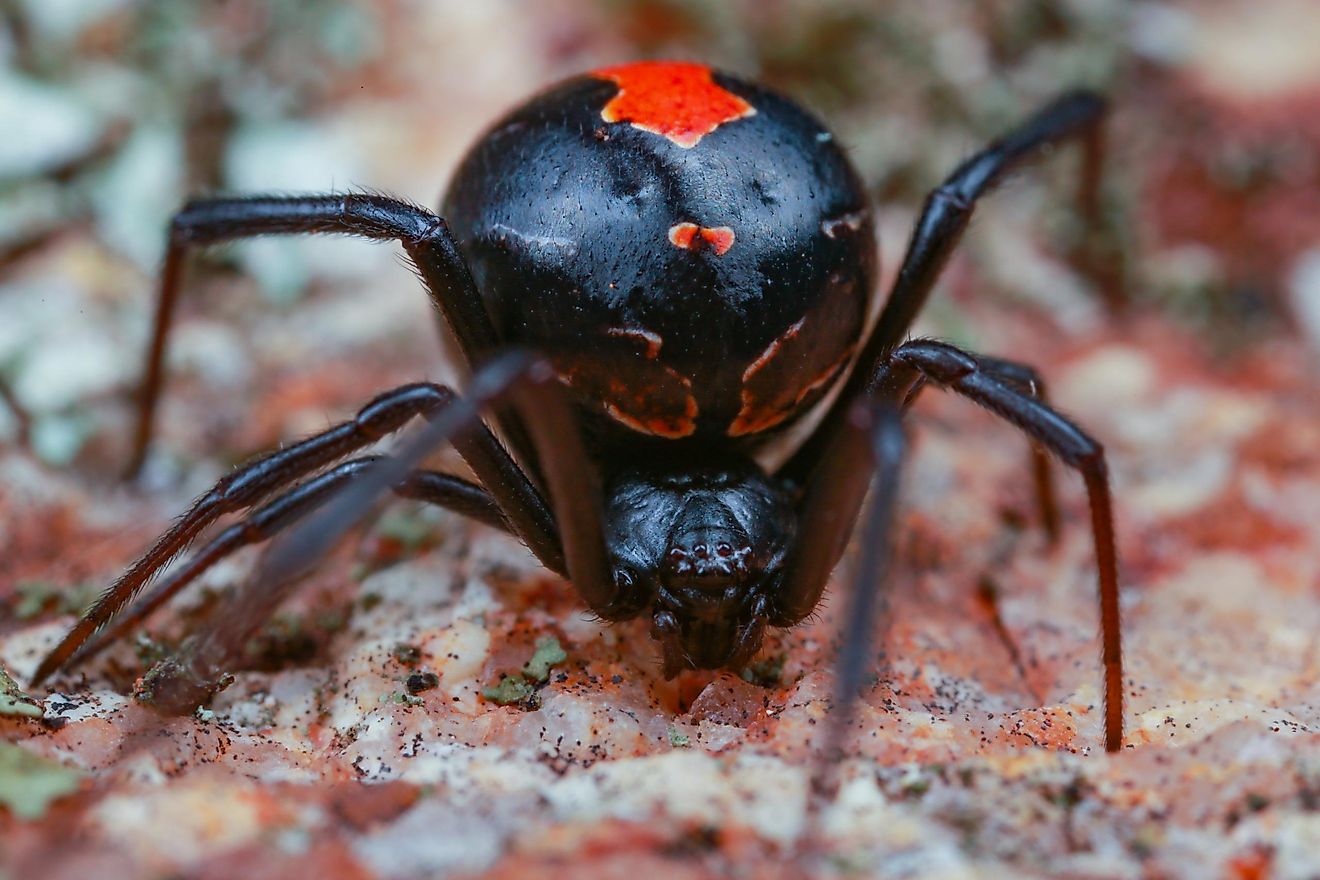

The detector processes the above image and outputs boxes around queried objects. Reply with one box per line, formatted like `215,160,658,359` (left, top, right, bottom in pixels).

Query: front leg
779,338,1121,759
882,339,1122,753
65,456,507,673
31,379,559,686
867,90,1112,364
138,351,618,713
0,377,30,449
783,90,1110,486
130,193,512,476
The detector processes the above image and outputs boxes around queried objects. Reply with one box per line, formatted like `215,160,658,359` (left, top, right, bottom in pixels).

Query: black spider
32,61,1122,753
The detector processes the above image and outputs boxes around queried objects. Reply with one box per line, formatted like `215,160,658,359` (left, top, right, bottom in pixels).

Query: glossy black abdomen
442,62,877,450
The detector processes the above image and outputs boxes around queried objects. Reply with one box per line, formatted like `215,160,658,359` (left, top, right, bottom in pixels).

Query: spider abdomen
442,61,877,448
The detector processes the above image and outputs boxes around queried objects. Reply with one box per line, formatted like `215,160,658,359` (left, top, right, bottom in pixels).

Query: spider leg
784,337,1119,799
911,354,1060,542
818,404,905,772
128,192,519,477
867,90,1111,362
773,404,879,627
260,350,614,615
976,356,1059,542
65,456,504,671
782,90,1109,485
31,379,559,686
138,350,614,713
0,377,31,449
884,338,1122,752
775,352,1057,629
790,404,905,864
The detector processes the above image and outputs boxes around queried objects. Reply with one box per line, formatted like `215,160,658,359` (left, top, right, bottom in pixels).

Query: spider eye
715,542,733,557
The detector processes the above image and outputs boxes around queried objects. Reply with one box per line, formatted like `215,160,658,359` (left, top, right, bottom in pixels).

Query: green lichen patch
482,675,536,706
0,743,83,819
392,642,422,667
385,691,423,707
11,580,99,620
482,636,568,709
0,665,42,719
373,507,444,551
522,636,567,683
12,581,54,620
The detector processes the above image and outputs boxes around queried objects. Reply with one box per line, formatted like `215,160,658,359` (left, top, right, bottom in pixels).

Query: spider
32,61,1122,752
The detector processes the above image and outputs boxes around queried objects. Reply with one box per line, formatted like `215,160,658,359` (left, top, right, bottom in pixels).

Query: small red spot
593,61,756,148
668,222,735,256
821,210,867,239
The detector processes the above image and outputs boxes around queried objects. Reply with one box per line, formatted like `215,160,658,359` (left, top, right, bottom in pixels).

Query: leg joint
893,339,977,384
355,383,456,440
930,183,975,214
1078,444,1107,475
412,214,450,245
169,204,208,243
339,192,434,241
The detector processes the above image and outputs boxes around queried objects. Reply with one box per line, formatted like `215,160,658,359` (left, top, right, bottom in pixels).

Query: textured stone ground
2,2,1319,878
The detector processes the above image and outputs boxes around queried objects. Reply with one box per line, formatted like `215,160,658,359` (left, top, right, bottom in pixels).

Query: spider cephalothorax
601,455,796,675
33,61,1124,753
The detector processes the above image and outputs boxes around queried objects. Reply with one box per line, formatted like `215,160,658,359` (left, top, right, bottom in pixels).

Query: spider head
603,456,795,676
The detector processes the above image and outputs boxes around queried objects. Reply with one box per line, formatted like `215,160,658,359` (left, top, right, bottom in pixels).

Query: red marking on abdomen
554,325,699,439
668,222,735,256
592,61,756,148
605,393,698,439
606,326,663,359
729,317,853,437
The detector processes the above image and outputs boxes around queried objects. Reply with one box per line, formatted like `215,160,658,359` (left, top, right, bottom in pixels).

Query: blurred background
1,0,1318,474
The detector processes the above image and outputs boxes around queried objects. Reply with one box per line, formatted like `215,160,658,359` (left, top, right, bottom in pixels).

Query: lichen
481,636,567,707
0,743,82,819
0,665,41,719
522,635,567,683
482,675,535,706
392,643,422,667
